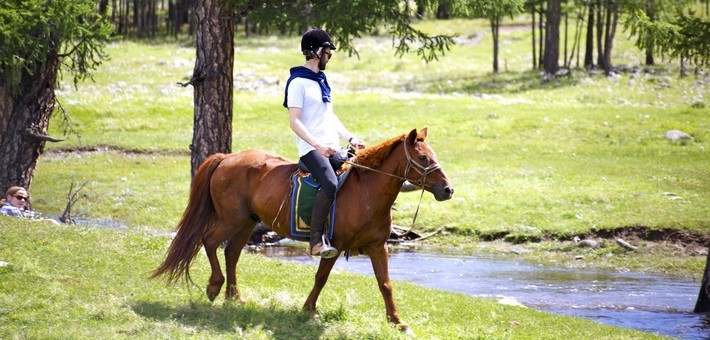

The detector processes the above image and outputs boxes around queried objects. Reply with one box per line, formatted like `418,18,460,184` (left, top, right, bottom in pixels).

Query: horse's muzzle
432,184,454,201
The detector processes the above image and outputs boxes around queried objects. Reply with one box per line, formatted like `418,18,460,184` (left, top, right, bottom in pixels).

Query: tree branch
25,129,66,143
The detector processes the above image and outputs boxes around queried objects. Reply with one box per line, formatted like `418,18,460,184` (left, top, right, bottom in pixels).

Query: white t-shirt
287,77,343,157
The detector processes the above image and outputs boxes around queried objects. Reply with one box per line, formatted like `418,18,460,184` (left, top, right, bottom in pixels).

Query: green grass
34,18,708,272
0,218,660,338
4,18,705,337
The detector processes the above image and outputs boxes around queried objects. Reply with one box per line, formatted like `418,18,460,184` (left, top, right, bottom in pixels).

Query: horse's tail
150,153,227,284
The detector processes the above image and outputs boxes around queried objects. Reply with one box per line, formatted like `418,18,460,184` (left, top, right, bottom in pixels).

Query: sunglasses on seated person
14,195,27,201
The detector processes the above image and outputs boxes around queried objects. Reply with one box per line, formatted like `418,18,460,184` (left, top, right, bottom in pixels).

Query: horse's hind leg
224,221,257,302
202,219,240,301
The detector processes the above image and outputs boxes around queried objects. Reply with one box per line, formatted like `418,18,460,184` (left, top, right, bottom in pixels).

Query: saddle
290,148,354,238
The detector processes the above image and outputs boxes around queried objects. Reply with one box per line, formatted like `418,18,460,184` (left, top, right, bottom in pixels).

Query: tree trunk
0,50,60,193
436,0,449,19
99,0,109,15
595,0,604,67
601,0,617,75
584,0,595,68
531,4,537,70
538,2,545,69
543,0,561,74
645,4,655,65
0,87,12,139
568,5,585,69
416,2,425,18
563,4,568,67
695,250,710,312
491,16,500,73
190,0,234,178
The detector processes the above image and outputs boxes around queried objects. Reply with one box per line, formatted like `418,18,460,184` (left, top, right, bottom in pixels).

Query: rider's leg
310,189,336,257
300,151,339,258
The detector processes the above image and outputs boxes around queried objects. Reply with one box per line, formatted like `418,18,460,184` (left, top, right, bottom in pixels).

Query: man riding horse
283,27,366,258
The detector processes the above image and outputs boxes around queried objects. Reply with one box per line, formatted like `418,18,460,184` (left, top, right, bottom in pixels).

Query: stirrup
320,234,338,259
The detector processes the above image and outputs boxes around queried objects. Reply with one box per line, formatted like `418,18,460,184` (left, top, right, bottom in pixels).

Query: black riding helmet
301,27,336,55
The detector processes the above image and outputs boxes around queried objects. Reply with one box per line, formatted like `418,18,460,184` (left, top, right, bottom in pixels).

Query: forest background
0,0,708,338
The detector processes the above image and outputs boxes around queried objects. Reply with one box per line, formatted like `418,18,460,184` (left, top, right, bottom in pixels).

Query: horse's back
221,149,294,169
209,150,297,223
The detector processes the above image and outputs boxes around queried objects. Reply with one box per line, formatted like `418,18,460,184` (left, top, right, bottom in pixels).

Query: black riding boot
310,190,338,258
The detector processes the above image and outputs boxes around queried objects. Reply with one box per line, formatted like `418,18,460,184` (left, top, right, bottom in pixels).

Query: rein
335,136,441,226
338,137,440,188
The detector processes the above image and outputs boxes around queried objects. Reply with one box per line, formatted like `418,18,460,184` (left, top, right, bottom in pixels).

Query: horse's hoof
308,311,321,322
303,306,320,321
206,288,218,302
397,323,414,335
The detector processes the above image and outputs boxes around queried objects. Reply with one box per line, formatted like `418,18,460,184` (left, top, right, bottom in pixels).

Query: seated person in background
1,186,59,224
1,186,32,217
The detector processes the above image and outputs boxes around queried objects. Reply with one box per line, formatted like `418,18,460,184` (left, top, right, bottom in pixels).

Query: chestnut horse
151,128,454,332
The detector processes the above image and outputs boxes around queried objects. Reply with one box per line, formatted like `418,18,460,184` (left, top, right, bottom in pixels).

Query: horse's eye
419,155,427,161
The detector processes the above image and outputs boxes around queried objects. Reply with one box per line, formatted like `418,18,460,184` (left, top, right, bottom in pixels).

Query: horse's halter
403,137,442,187
338,136,442,189
325,136,442,226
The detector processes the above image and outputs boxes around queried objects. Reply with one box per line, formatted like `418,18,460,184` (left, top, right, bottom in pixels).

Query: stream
249,243,709,339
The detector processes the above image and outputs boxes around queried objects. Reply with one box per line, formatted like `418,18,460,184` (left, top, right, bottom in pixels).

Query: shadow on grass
131,300,325,339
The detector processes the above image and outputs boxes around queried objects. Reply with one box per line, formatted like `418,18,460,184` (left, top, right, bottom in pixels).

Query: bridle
342,136,442,226
338,136,441,189
402,137,442,187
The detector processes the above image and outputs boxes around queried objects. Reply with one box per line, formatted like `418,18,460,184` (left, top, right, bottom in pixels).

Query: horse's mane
354,133,406,169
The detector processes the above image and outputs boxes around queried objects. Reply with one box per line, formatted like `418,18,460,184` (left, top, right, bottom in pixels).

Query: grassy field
0,218,660,339
2,17,706,338
29,17,708,276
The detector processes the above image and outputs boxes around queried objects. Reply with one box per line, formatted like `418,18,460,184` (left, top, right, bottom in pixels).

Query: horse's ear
407,129,418,144
418,127,428,140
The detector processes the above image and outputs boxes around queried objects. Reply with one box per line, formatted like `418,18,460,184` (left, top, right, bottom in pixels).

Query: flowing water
249,243,710,339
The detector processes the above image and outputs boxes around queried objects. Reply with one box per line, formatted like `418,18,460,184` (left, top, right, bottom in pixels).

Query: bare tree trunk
436,0,449,19
645,3,655,65
99,0,109,15
568,5,585,69
530,4,537,70
601,0,617,75
0,87,12,141
543,0,561,74
123,0,130,36
190,0,234,177
168,0,193,38
0,45,60,193
563,2,568,67
538,2,545,69
680,56,687,78
695,250,710,312
584,0,595,68
491,16,500,73
595,0,604,68
136,0,144,38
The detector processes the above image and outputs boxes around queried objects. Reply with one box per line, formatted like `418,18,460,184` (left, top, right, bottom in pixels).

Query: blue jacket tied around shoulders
283,66,332,108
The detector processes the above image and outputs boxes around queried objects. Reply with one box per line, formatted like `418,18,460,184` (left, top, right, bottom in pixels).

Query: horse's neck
350,144,407,212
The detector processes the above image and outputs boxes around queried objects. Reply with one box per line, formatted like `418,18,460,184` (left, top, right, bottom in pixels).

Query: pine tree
0,0,113,193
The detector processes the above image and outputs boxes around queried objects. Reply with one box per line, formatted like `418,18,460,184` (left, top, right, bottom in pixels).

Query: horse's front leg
224,224,255,302
368,243,411,334
303,255,339,318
